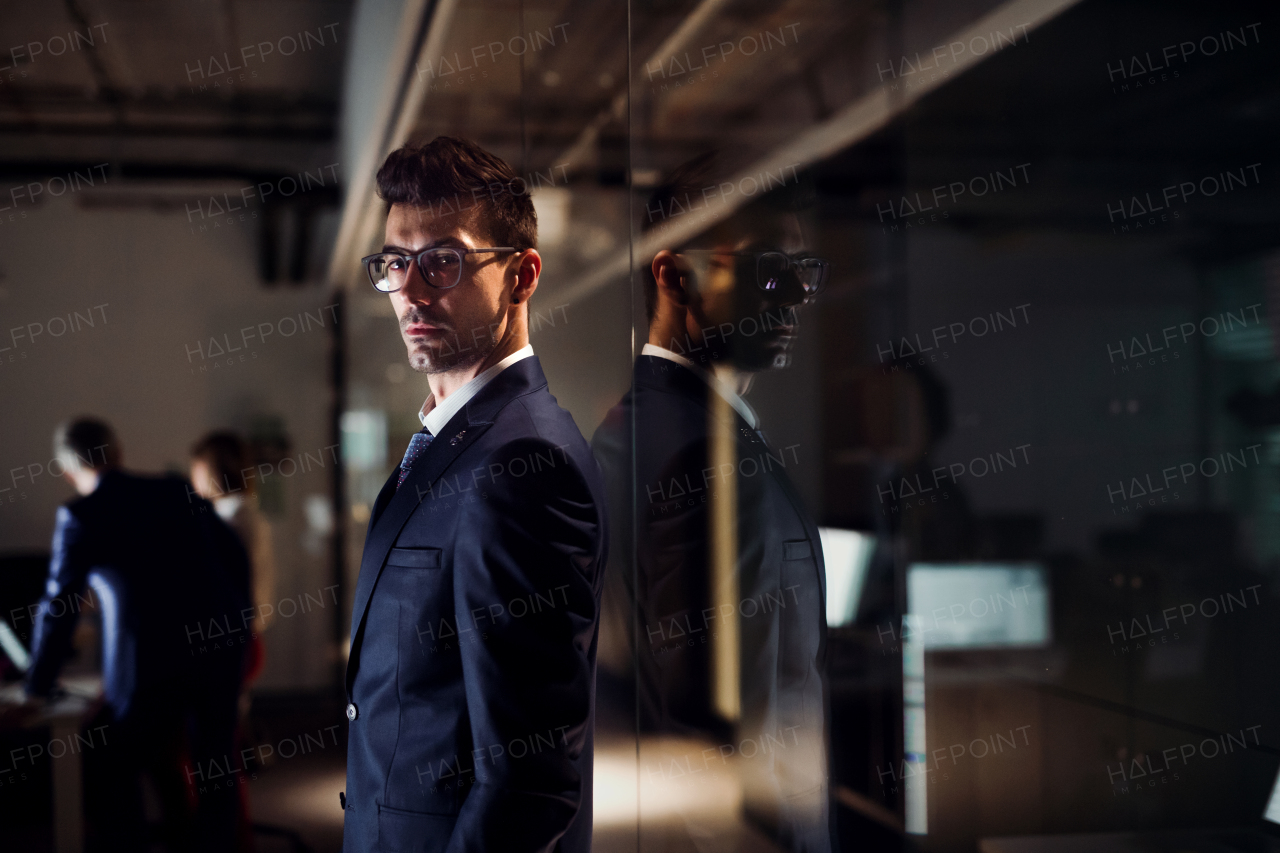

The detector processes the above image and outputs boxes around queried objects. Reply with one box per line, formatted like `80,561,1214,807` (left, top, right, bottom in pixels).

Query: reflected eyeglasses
679,250,829,297
361,247,518,292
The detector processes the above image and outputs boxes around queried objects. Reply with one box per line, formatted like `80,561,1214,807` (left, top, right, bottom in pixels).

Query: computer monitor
1262,768,1280,826
906,563,1051,649
819,527,876,628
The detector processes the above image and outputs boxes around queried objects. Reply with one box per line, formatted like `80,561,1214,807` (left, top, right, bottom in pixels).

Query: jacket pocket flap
387,547,442,569
782,540,812,560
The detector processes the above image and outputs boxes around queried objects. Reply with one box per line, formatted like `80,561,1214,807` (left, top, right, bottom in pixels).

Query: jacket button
346,702,358,721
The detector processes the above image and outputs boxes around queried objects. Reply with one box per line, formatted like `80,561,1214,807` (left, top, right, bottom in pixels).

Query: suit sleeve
446,437,601,853
26,506,93,697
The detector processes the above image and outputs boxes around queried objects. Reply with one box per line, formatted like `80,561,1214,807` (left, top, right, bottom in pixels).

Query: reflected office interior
344,1,1280,850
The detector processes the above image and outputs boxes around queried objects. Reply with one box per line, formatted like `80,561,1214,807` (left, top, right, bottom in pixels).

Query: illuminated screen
1263,770,1280,824
0,620,30,672
819,528,875,628
906,563,1051,649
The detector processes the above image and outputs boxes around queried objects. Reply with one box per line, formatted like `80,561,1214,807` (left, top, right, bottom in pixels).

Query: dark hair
191,431,252,496
641,149,812,321
54,417,120,470
641,150,724,237
375,136,537,250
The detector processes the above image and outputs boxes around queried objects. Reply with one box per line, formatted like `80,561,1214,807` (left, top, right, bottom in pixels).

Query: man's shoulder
591,368,713,464
118,471,196,506
478,382,584,447
461,386,597,490
68,471,199,521
626,375,710,437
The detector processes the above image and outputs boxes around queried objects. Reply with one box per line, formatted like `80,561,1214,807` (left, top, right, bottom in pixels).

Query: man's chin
408,353,436,373
732,341,793,372
406,342,490,375
408,352,461,374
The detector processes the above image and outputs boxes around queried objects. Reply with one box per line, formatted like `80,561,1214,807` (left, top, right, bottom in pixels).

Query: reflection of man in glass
593,153,832,851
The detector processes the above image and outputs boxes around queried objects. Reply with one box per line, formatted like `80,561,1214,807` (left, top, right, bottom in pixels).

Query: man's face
683,210,810,371
383,203,518,374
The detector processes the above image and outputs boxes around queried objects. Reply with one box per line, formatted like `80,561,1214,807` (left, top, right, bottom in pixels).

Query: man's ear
651,250,691,307
511,249,541,304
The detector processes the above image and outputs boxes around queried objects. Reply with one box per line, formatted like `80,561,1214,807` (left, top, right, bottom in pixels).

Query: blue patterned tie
397,428,434,490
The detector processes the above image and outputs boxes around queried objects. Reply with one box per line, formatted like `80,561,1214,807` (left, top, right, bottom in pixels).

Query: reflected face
383,203,518,374
683,210,809,371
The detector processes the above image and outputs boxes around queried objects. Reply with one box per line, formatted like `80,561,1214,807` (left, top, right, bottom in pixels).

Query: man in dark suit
592,153,833,851
342,137,607,853
24,417,251,851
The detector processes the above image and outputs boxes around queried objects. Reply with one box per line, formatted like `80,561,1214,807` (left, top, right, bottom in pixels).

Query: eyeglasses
679,250,829,297
361,247,518,292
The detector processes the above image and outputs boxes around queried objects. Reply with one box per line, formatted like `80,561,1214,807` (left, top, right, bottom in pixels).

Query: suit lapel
734,419,827,605
345,357,550,693
367,469,398,530
347,420,492,648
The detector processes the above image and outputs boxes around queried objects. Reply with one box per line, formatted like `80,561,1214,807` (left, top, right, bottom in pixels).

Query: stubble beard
403,315,500,375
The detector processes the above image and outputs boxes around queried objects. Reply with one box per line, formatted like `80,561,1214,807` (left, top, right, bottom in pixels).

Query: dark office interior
2,0,1279,851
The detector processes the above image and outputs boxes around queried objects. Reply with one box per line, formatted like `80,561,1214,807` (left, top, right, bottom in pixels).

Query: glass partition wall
341,1,1280,850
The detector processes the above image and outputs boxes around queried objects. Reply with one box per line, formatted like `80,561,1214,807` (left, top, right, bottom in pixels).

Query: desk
0,675,104,853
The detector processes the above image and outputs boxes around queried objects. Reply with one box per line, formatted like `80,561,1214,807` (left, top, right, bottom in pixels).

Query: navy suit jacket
26,470,251,719
592,355,831,852
343,356,607,853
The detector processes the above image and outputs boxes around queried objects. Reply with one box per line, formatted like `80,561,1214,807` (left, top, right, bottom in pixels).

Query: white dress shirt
640,343,760,429
418,345,535,435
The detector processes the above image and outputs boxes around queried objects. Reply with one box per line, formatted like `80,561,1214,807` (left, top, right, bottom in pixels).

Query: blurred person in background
190,430,277,667
592,152,833,852
191,430,277,852
24,417,251,852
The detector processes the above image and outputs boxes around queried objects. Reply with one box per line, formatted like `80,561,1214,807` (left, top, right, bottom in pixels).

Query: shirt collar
640,343,760,429
419,345,535,435
213,494,243,521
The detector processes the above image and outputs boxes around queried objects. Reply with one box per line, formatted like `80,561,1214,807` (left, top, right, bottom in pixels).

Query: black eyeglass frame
677,249,830,296
361,247,519,292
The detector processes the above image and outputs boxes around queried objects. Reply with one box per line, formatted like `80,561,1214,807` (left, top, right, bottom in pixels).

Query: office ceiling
0,0,352,178
393,0,1277,261
4,0,1271,277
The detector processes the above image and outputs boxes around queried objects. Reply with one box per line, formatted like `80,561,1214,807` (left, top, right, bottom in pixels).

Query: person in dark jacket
592,152,833,852
25,417,251,852
342,137,607,853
